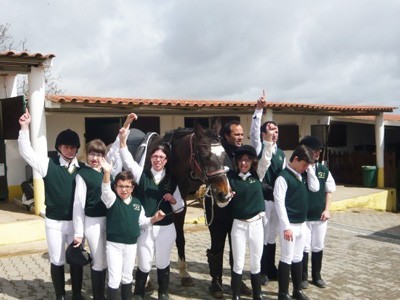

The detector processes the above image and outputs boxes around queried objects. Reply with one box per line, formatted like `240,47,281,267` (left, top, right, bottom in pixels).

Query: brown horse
128,122,233,286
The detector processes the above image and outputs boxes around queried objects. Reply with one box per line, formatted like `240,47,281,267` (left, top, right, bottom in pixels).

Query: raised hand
123,113,138,129
256,90,267,110
99,157,112,173
19,108,32,130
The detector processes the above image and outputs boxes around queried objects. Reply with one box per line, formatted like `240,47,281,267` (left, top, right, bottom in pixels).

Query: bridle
189,133,228,183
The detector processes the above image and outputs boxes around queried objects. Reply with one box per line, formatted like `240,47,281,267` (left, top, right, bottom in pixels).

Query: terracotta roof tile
0,50,55,59
47,95,397,113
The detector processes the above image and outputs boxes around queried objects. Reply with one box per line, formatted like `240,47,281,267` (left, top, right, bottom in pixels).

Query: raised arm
250,90,266,155
99,157,116,208
18,108,49,177
119,127,143,182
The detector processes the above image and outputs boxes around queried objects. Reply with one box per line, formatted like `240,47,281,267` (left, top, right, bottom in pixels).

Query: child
229,145,265,300
72,139,108,299
18,108,85,299
274,145,318,300
299,136,336,289
99,157,165,300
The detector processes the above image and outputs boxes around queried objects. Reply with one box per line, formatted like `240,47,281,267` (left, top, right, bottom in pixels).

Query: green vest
229,172,265,220
279,168,308,223
78,166,107,218
135,169,178,226
259,145,285,200
106,196,142,244
43,157,84,220
307,163,329,221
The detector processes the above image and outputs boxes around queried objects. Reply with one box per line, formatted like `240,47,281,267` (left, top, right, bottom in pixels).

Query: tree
0,23,64,95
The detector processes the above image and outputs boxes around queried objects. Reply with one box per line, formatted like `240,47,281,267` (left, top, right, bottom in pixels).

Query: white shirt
119,146,184,213
18,129,80,177
274,165,319,231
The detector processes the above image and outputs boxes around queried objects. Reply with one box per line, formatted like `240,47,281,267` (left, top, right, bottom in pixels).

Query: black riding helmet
235,145,257,159
55,129,80,150
299,136,324,150
66,242,92,267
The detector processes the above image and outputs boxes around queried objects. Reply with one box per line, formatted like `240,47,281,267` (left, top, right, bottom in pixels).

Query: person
229,145,265,300
18,108,85,299
118,117,185,300
99,157,165,300
72,139,108,299
250,92,286,284
205,120,252,298
299,136,336,289
274,145,319,300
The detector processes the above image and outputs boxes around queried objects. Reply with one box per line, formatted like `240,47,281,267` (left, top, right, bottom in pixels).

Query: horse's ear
193,120,206,138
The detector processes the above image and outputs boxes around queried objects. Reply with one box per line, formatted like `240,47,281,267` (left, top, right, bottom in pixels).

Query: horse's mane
164,126,221,141
163,127,194,141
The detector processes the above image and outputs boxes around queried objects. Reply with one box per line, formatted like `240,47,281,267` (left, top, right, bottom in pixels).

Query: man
299,136,336,289
251,93,286,285
205,120,252,298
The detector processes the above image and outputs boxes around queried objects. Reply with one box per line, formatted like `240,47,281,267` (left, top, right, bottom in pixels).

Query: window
278,125,299,150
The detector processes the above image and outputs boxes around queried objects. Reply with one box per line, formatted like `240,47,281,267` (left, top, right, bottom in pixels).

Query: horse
127,121,233,286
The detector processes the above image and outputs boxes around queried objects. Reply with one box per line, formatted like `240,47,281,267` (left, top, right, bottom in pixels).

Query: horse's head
192,122,233,207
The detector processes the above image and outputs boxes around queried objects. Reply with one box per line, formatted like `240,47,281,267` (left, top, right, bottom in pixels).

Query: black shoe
292,290,310,300
301,280,309,289
208,278,224,299
312,278,327,288
278,292,293,300
260,273,269,286
240,280,252,296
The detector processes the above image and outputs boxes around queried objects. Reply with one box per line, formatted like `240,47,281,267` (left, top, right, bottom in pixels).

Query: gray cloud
1,0,399,112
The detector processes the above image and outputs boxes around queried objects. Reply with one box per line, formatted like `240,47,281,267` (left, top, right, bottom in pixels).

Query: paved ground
1,207,400,300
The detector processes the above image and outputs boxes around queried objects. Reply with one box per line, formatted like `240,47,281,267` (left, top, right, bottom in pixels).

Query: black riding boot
91,269,106,300
70,265,84,300
207,249,224,299
301,252,309,289
312,250,327,288
157,266,170,300
291,262,309,300
265,243,278,280
260,244,269,285
50,264,66,300
250,273,262,300
231,271,242,300
277,261,292,300
133,268,149,299
107,286,119,300
121,282,133,300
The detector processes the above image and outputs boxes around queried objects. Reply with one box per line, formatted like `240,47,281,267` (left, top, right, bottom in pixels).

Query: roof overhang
46,95,398,117
0,51,55,75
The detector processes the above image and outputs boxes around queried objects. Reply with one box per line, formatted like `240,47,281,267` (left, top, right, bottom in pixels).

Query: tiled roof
47,95,397,114
337,114,400,122
0,51,55,74
0,50,55,60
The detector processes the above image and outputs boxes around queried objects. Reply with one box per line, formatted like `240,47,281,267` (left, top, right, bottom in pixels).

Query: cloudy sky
1,0,399,112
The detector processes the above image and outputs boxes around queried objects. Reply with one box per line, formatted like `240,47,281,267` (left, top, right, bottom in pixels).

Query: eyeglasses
151,155,167,161
116,185,133,190
88,152,104,158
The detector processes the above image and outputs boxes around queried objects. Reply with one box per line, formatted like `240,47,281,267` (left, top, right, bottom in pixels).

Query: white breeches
304,220,327,253
231,218,264,274
106,241,137,288
45,218,74,265
137,223,176,272
85,216,107,271
263,200,278,244
279,222,307,264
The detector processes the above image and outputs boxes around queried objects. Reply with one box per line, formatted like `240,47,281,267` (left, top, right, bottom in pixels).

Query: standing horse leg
174,206,194,287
